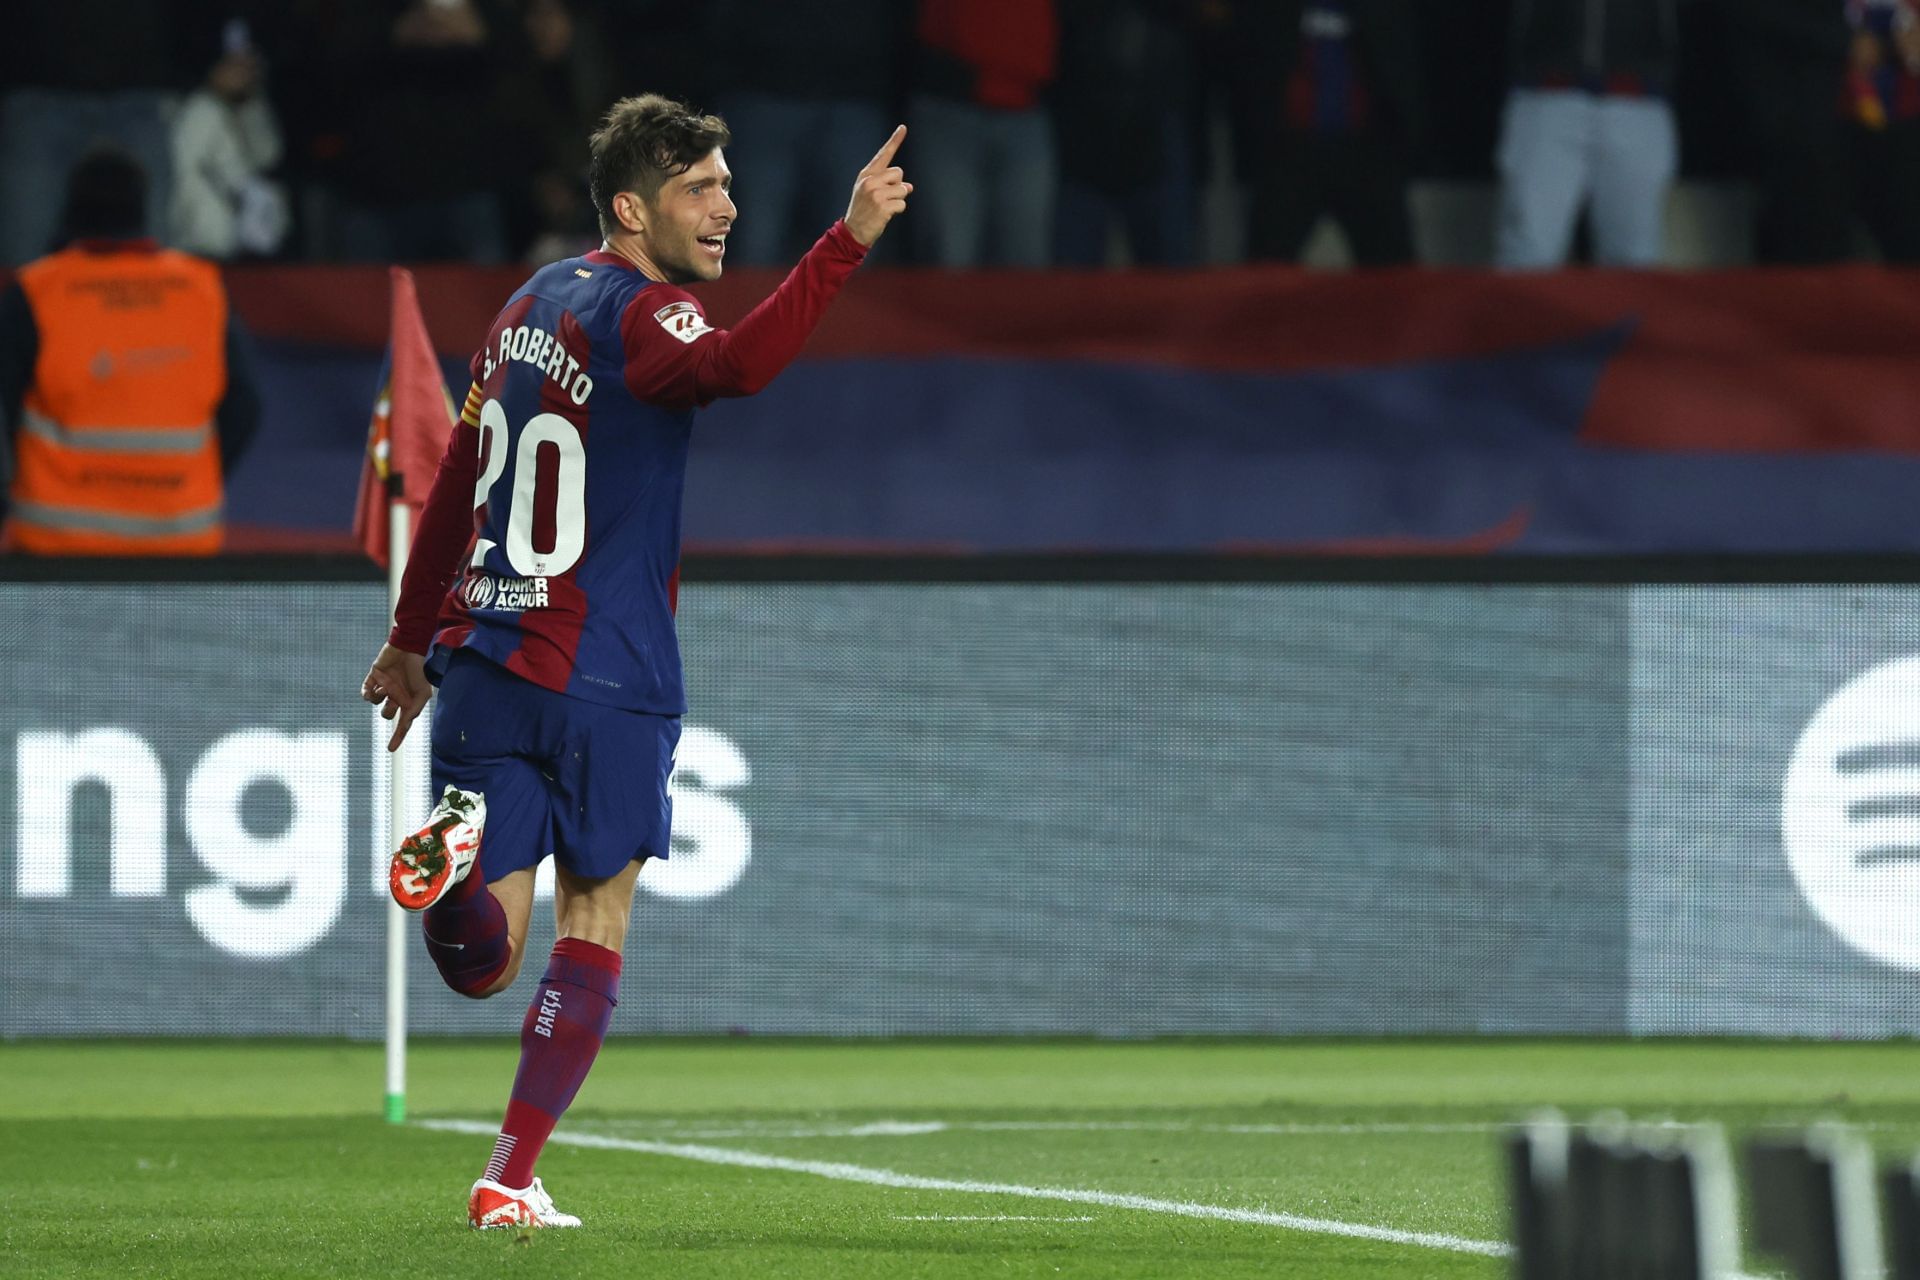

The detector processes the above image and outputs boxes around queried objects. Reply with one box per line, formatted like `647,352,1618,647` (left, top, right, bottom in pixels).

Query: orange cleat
389,785,485,912
468,1177,580,1229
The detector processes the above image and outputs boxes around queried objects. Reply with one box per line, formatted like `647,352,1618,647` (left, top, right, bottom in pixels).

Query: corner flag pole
384,496,412,1125
363,265,449,1126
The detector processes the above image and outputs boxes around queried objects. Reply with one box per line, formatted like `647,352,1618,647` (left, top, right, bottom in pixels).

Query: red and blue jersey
390,223,869,715
432,253,694,711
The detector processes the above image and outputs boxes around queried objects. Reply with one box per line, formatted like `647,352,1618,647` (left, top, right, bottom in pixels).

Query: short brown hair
587,95,731,236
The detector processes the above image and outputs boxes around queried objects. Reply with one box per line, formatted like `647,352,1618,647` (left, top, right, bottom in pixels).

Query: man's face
636,150,734,283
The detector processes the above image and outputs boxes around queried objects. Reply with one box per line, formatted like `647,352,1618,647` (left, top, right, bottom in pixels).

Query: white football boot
468,1177,581,1229
388,785,486,912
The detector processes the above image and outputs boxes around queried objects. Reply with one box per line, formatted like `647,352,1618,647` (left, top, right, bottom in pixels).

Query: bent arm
623,221,868,409
691,221,868,400
388,385,484,653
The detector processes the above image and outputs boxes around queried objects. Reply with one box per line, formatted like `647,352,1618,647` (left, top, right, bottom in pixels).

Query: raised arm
624,126,912,409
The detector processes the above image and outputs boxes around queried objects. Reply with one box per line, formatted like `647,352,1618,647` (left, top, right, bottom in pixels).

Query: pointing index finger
863,125,906,174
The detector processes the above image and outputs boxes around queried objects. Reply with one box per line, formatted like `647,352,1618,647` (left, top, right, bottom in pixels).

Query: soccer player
358,95,911,1230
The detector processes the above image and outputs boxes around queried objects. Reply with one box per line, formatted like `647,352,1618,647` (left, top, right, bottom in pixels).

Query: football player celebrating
361,95,910,1229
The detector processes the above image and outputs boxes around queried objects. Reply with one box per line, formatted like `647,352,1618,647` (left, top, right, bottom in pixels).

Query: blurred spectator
321,0,520,264
909,0,1060,267
522,171,600,266
0,3,187,266
707,0,906,266
1229,0,1424,267
1495,0,1681,268
1726,0,1854,263
581,0,710,110
170,18,290,260
1051,0,1198,267
498,0,609,263
0,150,260,555
1844,0,1920,262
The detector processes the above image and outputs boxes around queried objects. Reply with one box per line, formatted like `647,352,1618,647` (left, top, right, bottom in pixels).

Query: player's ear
614,191,646,234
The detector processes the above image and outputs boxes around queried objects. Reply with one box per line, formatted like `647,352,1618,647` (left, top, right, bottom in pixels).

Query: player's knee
446,937,524,999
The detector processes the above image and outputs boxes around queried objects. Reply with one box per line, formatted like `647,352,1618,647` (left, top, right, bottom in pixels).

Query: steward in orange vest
0,149,260,555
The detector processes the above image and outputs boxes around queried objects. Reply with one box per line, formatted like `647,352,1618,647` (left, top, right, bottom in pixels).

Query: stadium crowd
2,0,1916,272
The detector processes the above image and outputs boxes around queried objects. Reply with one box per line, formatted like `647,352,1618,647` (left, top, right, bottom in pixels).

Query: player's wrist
827,219,871,258
386,627,432,657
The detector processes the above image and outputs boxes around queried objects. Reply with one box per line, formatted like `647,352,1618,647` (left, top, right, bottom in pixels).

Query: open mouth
697,233,727,259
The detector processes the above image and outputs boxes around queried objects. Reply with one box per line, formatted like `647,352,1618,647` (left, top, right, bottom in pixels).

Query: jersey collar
584,247,639,272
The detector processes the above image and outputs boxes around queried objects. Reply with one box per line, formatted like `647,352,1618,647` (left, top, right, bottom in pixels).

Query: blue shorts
430,650,679,883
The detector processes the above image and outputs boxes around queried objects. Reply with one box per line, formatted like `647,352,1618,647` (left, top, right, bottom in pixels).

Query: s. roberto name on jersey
463,570,551,612
481,322,594,402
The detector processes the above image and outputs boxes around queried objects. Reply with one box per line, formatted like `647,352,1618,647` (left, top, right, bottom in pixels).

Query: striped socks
482,937,621,1188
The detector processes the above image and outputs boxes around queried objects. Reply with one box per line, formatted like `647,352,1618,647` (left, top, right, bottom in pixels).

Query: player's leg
470,709,678,1228
448,866,535,998
403,651,553,998
469,859,643,1228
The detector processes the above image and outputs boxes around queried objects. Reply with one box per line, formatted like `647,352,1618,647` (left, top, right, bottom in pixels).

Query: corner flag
355,267,456,1126
353,267,457,569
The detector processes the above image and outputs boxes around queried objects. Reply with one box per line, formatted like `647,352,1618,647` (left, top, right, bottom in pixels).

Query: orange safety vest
8,243,229,555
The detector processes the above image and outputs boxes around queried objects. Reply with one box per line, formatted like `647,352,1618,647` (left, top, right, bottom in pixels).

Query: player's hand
844,125,912,247
361,643,431,752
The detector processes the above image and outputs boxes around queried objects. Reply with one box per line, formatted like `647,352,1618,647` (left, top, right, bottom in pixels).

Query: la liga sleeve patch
654,300,714,345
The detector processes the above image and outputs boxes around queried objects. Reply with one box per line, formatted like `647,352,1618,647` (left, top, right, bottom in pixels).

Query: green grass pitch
8,1039,1920,1277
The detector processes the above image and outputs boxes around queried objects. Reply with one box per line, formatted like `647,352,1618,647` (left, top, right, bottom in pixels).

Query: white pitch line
596,1118,1501,1140
970,1121,1500,1136
894,1215,1096,1222
416,1118,1511,1259
603,1120,955,1140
